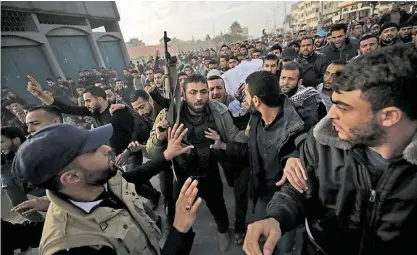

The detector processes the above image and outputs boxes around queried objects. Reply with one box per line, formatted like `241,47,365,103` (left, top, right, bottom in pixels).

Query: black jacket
52,99,134,155
266,117,417,255
380,37,404,48
301,52,330,87
319,39,359,62
225,96,316,209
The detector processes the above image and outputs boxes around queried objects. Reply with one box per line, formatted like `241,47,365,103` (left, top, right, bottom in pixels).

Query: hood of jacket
313,116,417,165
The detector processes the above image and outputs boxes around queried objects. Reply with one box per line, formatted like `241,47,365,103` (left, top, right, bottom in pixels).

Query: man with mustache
12,123,202,255
316,60,346,112
244,45,417,255
207,75,235,106
379,22,403,47
147,74,248,252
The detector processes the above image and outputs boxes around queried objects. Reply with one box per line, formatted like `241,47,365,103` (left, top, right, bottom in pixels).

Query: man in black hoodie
379,22,404,47
399,22,413,43
320,23,359,62
300,36,330,86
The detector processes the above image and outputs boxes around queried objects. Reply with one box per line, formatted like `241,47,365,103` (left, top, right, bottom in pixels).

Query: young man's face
131,97,153,118
263,59,278,75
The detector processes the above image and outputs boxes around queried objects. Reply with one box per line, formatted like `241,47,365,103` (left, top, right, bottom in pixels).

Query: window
1,10,38,32
37,13,86,26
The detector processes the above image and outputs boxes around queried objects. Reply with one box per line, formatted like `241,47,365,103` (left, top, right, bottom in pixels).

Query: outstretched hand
163,123,194,160
27,75,43,97
173,178,202,233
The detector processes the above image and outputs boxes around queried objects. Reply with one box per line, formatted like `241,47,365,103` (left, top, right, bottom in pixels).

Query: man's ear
60,170,81,186
298,79,303,87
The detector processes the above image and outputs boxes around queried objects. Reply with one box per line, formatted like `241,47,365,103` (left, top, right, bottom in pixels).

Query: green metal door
47,36,97,81
1,45,54,104
98,40,126,78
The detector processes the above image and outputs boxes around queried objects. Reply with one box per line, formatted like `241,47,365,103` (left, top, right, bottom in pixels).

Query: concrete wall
1,1,129,87
1,1,119,20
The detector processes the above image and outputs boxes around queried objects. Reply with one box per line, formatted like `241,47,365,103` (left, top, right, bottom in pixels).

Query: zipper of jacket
357,158,394,255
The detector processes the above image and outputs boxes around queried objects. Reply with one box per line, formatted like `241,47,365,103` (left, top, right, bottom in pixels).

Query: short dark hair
103,86,114,92
245,71,280,107
282,61,304,80
131,70,139,74
178,72,187,77
94,80,102,84
219,55,230,61
76,83,85,89
253,49,262,54
1,126,26,143
270,44,283,53
300,36,314,44
83,86,107,100
331,59,347,66
229,56,239,62
298,29,307,35
208,60,218,65
145,68,154,73
130,89,150,103
115,79,122,83
333,44,417,119
359,33,378,43
263,54,279,64
207,75,225,84
28,105,63,122
247,45,255,50
154,69,163,74
330,23,348,33
183,74,208,90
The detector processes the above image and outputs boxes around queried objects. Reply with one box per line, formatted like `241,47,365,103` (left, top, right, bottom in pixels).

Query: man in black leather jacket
244,45,417,255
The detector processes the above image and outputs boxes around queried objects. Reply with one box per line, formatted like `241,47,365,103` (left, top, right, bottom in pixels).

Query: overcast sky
116,1,293,45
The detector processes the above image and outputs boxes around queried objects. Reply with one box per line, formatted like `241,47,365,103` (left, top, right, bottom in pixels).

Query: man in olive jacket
146,74,248,252
244,45,417,255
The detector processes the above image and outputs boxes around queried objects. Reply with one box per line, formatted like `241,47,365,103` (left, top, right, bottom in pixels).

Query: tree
230,21,242,35
126,38,145,48
205,34,211,41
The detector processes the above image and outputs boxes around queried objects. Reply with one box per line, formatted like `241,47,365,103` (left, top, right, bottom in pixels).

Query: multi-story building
290,1,323,30
1,1,129,103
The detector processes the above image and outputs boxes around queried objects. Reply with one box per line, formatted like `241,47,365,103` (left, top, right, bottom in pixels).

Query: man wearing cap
12,123,201,255
314,31,328,50
379,22,404,47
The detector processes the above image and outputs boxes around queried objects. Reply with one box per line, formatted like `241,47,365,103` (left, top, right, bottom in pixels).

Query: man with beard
219,55,229,72
123,68,134,91
25,105,63,134
207,75,235,106
399,22,413,43
263,54,279,78
244,44,417,255
320,23,359,62
269,44,283,57
208,71,317,255
358,34,380,55
127,89,175,223
1,127,44,222
371,23,380,35
300,36,330,86
314,31,328,50
148,69,169,115
379,22,403,47
350,23,363,41
104,87,124,105
280,62,323,121
12,123,202,255
317,60,346,112
147,74,248,252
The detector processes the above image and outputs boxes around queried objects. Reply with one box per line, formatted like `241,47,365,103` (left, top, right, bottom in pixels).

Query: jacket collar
313,117,417,165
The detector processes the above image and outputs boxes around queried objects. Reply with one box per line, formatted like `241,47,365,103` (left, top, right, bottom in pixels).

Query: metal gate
47,36,97,81
1,45,54,104
98,40,126,78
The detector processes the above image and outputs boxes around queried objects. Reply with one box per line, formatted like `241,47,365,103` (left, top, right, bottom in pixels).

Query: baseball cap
12,124,113,186
281,48,298,61
315,30,327,38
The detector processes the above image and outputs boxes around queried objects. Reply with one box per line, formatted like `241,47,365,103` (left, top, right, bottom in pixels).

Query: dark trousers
233,166,250,234
159,167,175,224
174,170,230,234
1,219,44,254
125,154,160,203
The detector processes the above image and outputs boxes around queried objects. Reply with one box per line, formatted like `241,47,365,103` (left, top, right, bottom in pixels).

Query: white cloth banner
221,59,263,96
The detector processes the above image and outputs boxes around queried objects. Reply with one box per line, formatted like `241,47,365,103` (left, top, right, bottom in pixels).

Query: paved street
2,167,303,255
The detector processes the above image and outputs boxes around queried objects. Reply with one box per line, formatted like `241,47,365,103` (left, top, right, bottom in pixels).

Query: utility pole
273,8,277,31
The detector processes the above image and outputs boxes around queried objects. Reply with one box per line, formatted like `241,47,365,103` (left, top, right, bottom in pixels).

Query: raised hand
173,178,202,233
163,123,194,160
27,75,43,97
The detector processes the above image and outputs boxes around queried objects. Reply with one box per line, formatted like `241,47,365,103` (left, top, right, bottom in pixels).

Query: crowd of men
1,3,417,255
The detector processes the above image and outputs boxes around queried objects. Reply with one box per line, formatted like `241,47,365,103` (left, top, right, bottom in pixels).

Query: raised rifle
161,31,181,130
